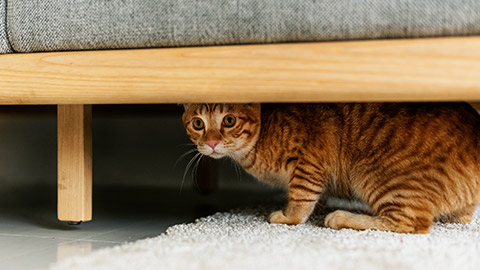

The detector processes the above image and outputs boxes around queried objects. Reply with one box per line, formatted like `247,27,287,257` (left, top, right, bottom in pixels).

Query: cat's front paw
324,210,352,230
268,210,287,224
268,210,302,225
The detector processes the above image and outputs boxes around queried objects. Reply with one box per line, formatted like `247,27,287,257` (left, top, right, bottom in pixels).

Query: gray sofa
2,0,480,54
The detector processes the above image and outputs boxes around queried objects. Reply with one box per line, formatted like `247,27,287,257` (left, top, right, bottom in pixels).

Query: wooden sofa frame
0,36,479,223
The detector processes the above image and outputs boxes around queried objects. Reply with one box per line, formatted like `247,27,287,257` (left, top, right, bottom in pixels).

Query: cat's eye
192,118,205,130
223,115,236,127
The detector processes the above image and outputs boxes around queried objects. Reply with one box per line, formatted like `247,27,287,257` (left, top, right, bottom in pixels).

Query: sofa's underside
0,37,479,105
2,0,480,54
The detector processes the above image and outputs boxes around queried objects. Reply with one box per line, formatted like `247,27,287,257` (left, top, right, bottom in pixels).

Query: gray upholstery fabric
0,0,11,53
5,0,480,53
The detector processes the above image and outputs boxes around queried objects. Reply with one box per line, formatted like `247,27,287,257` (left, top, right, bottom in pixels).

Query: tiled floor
0,184,279,270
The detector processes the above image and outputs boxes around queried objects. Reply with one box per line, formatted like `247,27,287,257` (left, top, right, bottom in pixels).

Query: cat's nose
206,140,219,150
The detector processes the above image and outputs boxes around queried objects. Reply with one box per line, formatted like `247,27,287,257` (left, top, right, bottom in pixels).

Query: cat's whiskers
191,154,204,191
174,148,198,167
232,158,244,181
176,143,196,147
180,152,202,194
226,153,243,181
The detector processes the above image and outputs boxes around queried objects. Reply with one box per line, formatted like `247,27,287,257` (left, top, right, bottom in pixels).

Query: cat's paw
324,210,352,230
268,210,302,225
268,210,287,224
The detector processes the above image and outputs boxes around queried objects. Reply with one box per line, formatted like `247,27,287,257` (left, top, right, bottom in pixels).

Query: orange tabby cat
182,103,480,234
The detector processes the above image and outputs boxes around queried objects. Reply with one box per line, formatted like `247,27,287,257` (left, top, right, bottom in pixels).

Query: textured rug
50,200,480,270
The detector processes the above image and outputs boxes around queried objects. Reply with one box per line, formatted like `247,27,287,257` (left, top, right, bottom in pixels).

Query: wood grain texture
57,105,92,222
1,37,480,104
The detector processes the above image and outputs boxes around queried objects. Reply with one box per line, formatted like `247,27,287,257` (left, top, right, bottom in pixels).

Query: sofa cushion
4,0,480,53
0,0,11,53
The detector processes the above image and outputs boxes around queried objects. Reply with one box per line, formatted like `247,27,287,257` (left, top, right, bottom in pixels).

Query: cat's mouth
208,152,226,159
200,148,227,159
206,148,229,159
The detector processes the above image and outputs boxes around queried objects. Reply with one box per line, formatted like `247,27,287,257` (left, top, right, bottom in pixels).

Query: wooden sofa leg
57,105,92,223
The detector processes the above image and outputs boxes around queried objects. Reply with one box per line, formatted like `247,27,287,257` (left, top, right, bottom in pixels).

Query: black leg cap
67,221,82,225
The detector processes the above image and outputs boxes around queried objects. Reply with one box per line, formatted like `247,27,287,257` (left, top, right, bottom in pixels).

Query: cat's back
337,102,480,153
340,102,480,127
336,103,480,204
262,102,480,139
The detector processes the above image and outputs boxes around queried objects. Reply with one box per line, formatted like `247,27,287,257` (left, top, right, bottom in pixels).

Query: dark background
0,105,263,192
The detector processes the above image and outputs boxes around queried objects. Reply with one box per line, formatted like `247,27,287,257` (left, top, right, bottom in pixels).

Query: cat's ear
182,104,191,111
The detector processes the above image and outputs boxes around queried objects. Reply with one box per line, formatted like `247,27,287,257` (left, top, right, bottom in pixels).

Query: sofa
1,0,480,224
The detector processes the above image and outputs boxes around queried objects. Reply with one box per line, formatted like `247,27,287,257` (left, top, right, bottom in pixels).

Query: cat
182,103,480,234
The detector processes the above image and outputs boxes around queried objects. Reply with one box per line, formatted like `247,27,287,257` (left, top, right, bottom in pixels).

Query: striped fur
183,103,480,234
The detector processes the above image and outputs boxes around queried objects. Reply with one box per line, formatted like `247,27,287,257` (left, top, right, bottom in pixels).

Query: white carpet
50,200,480,270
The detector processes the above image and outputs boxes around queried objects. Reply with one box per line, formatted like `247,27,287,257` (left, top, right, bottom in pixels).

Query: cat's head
182,104,261,159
